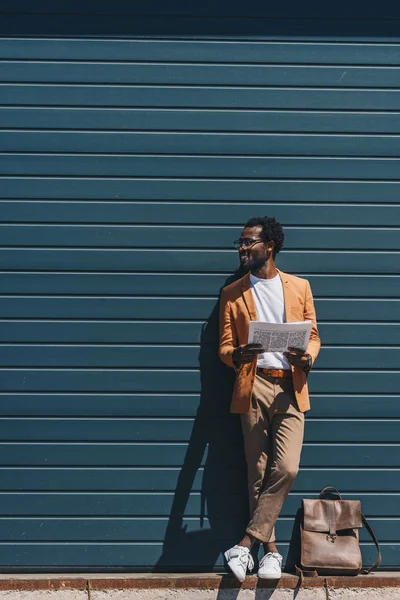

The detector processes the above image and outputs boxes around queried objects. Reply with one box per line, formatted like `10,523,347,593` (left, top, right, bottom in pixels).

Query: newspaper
248,321,312,353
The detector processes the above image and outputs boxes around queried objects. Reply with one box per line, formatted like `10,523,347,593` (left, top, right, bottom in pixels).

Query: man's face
238,225,272,272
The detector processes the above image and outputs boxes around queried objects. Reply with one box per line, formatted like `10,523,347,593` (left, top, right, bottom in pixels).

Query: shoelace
259,552,282,570
232,546,254,572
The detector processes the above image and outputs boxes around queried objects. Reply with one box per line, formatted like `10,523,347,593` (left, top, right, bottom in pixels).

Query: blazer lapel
241,272,257,321
277,269,293,322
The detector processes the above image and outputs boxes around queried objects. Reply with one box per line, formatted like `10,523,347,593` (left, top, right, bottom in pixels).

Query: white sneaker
224,545,254,582
257,552,283,579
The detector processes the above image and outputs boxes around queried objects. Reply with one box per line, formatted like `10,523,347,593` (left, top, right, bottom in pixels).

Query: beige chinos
240,371,305,543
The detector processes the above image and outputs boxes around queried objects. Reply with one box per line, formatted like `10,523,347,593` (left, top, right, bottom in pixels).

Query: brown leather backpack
296,486,381,580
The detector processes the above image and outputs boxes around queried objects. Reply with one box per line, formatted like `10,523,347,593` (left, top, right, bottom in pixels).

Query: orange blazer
218,269,321,414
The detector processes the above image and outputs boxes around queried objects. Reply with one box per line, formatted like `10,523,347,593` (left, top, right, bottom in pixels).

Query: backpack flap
303,499,362,536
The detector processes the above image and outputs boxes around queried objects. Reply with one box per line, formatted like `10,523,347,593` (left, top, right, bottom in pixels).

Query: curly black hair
244,216,284,257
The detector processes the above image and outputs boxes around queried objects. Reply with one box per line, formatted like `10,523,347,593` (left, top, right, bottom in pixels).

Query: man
219,216,320,581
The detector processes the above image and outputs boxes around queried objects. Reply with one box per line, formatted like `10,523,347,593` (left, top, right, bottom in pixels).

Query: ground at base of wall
0,574,400,600
0,590,399,600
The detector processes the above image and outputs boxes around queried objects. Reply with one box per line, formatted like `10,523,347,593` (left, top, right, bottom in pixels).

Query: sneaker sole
258,572,281,580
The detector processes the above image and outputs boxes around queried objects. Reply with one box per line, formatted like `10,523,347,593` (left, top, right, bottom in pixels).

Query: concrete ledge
0,573,398,591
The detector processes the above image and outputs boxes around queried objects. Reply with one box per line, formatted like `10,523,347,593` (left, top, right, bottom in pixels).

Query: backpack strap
295,565,318,583
361,512,382,574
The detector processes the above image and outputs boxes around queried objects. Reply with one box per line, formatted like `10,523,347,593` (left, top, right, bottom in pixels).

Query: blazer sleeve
218,288,238,370
304,280,321,366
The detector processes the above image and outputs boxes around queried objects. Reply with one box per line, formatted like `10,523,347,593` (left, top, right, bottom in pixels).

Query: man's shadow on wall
154,268,302,573
155,269,248,571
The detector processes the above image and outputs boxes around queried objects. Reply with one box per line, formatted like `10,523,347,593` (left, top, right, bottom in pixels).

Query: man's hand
232,343,264,365
283,347,312,372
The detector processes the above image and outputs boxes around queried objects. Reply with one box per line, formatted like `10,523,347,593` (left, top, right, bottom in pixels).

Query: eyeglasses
233,238,264,250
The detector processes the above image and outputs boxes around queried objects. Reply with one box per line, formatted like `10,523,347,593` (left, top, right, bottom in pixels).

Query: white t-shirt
249,272,291,369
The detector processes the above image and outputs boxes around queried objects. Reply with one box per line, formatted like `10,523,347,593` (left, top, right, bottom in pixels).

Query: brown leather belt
257,368,292,378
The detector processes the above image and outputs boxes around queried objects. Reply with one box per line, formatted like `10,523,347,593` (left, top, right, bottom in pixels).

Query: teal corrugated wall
0,0,400,571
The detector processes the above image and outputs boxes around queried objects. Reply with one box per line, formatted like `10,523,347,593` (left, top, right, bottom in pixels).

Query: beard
239,253,267,274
